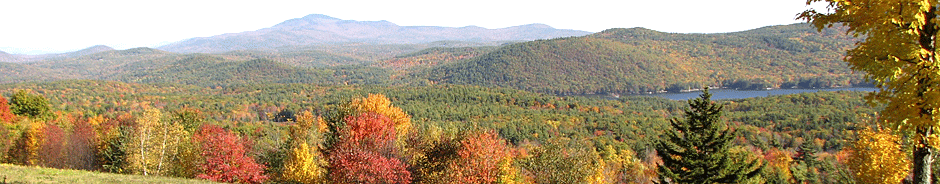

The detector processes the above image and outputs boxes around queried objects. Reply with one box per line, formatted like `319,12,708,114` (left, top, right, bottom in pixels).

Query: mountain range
0,13,867,96
157,14,592,53
0,45,115,62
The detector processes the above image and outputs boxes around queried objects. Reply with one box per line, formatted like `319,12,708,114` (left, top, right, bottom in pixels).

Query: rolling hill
0,46,396,87
158,14,591,53
0,45,114,63
426,23,865,95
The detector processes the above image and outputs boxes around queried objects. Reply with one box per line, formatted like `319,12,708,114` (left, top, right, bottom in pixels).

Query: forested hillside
428,24,865,95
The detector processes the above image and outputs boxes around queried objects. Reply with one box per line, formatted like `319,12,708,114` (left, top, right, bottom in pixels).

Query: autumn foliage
195,124,269,183
0,96,14,124
848,126,909,184
448,130,513,183
281,111,327,183
66,117,98,170
328,112,412,183
329,148,412,184
349,94,412,139
38,123,65,168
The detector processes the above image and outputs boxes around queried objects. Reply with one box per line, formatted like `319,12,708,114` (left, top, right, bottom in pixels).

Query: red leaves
66,117,98,170
329,148,412,184
195,124,268,184
39,123,66,168
328,112,412,184
0,96,13,124
341,112,396,150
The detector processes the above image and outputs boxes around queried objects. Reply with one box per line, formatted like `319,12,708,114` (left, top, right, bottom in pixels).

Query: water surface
635,88,877,101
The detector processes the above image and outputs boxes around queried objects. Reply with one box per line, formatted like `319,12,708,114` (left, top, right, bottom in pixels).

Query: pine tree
655,88,761,184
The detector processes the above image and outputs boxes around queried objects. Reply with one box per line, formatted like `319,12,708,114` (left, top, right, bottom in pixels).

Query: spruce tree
655,88,761,184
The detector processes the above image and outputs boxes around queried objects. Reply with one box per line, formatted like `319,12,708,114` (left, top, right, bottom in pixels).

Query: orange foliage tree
328,112,411,184
447,130,514,183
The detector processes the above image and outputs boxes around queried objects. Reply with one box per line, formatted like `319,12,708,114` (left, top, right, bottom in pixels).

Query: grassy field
0,164,217,184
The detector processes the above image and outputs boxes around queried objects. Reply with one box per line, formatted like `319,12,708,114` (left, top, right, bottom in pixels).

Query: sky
0,0,827,55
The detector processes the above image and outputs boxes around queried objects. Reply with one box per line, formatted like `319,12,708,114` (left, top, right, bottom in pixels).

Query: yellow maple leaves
848,127,910,184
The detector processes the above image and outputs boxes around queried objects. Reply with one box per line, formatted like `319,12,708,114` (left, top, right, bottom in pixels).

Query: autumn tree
0,96,14,124
763,148,794,183
125,107,184,176
38,123,66,168
281,110,327,183
329,147,412,184
848,126,910,184
800,1,940,183
328,112,411,184
520,138,597,183
597,145,643,184
66,116,98,170
447,130,515,184
348,94,412,142
7,120,42,165
195,124,269,183
655,89,761,183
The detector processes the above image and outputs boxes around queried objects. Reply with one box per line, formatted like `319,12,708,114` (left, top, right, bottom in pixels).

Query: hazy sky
0,0,826,54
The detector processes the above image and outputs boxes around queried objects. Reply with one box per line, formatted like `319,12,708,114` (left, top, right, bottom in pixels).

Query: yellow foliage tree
800,1,940,183
349,94,412,137
849,127,910,184
125,107,184,176
763,148,794,183
592,145,643,184
497,155,524,184
281,110,327,183
282,143,326,183
7,120,42,165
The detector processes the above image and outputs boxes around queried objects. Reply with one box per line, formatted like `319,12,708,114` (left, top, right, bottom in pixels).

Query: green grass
0,164,217,184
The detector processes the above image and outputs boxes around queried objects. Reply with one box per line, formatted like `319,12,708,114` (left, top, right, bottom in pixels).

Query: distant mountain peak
80,45,115,52
273,14,344,29
162,14,592,53
516,23,553,29
301,14,341,21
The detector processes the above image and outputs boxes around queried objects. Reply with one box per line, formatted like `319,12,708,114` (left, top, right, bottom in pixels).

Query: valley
0,13,890,184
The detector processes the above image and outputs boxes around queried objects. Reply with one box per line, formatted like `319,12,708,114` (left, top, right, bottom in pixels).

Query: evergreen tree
796,142,819,167
655,88,761,184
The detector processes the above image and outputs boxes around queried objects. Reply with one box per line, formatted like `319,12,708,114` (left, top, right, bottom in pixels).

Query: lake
634,88,878,101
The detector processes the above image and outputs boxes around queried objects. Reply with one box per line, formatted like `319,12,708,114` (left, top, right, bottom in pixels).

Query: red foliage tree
67,116,98,170
195,124,268,184
328,112,411,183
329,148,412,184
39,123,66,168
342,112,396,151
0,96,13,124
